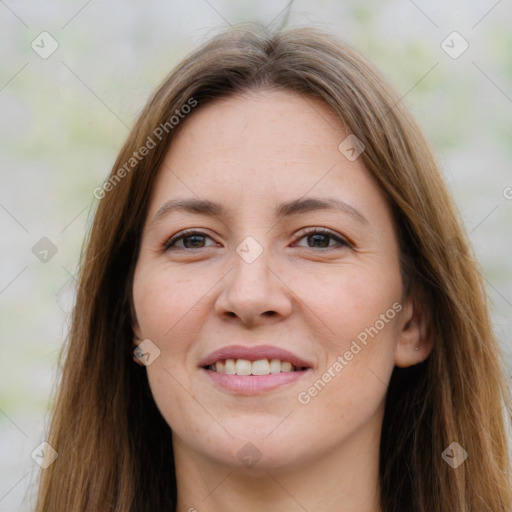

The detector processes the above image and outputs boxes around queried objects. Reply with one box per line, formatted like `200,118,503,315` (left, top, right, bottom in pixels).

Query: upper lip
198,344,313,369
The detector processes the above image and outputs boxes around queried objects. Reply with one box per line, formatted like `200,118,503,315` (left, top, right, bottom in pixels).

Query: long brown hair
35,24,511,511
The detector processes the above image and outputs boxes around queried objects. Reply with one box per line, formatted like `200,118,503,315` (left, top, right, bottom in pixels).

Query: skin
132,89,430,512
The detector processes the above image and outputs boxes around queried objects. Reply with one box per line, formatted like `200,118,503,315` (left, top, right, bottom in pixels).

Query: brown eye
306,233,331,248
181,235,207,248
295,228,351,250
164,231,217,251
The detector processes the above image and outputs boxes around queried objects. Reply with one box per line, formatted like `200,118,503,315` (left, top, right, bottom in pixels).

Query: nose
214,247,293,326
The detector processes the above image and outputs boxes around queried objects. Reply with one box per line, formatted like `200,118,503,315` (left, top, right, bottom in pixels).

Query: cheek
292,262,401,405
133,265,211,435
293,261,402,345
132,264,208,350
146,362,214,447
295,314,398,446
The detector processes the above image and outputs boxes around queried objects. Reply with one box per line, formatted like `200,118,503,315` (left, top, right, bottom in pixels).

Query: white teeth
210,358,300,375
281,361,292,373
269,358,282,374
224,359,236,375
251,359,270,375
235,359,252,376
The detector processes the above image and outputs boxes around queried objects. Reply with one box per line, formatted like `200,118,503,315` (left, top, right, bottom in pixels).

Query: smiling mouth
205,358,308,375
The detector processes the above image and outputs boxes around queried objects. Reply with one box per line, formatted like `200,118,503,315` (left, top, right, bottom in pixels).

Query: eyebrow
150,198,224,226
275,197,369,226
150,196,370,227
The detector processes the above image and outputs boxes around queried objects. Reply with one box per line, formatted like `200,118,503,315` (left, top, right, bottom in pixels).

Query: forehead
169,88,346,161
146,88,390,229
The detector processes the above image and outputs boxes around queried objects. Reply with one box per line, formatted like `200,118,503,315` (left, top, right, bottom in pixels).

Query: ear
131,315,145,366
394,296,432,367
133,322,143,343
130,293,143,342
132,337,145,366
128,285,145,366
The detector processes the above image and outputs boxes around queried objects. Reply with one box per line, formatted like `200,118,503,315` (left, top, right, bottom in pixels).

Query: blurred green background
1,0,511,509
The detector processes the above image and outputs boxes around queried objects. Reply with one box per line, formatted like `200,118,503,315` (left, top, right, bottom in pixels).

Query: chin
208,441,303,472
190,419,311,471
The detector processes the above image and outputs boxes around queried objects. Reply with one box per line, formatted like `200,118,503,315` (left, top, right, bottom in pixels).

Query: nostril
264,311,277,317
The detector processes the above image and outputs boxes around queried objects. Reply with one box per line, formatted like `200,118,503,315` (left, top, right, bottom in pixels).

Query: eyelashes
163,229,218,251
162,227,352,252
293,227,351,249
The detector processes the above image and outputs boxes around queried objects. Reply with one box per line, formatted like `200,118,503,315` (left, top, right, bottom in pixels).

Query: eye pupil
183,235,205,248
308,234,330,248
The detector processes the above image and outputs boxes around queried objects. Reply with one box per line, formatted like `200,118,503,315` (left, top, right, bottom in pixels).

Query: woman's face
132,89,420,471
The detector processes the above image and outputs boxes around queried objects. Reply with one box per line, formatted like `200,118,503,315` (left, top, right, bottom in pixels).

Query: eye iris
308,234,330,248
183,235,205,248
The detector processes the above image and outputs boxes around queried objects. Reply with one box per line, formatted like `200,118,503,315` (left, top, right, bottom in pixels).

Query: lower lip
201,368,310,395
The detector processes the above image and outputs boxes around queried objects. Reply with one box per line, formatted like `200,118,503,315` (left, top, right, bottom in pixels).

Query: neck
174,421,382,512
